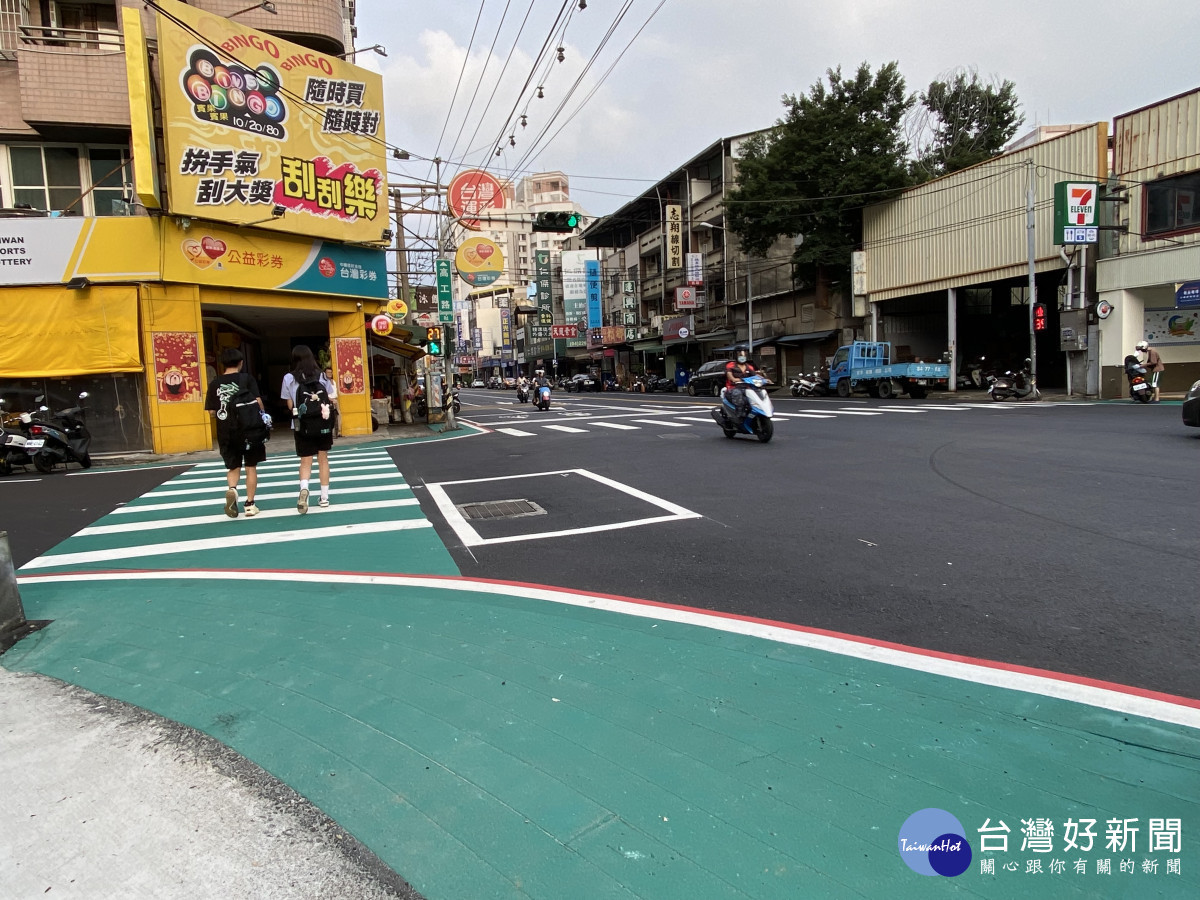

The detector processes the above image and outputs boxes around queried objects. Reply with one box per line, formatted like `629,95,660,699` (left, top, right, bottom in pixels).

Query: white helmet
1135,341,1148,351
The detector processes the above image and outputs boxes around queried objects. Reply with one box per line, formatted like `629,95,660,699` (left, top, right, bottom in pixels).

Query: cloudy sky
356,0,1199,219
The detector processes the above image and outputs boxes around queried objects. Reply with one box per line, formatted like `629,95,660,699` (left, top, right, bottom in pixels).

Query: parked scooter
534,382,552,410
645,375,677,393
1123,355,1153,403
0,400,36,476
955,355,987,390
987,361,1041,402
26,392,93,472
789,371,824,397
709,373,774,442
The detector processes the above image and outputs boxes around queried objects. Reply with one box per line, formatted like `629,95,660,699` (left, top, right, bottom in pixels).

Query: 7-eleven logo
1068,184,1096,225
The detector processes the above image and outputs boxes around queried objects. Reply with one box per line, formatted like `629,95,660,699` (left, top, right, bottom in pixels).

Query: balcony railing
19,24,123,51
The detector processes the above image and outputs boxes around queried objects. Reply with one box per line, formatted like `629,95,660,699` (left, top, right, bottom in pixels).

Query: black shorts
293,430,334,458
219,439,266,471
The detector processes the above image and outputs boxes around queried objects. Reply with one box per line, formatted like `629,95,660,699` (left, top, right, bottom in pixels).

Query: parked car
566,373,598,392
471,379,485,388
1183,379,1200,427
487,377,502,389
686,360,730,397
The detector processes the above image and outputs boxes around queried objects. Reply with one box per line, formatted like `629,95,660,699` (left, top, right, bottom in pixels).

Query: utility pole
1026,159,1038,387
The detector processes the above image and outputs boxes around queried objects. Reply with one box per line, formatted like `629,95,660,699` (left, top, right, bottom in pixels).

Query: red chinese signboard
446,169,504,230
550,324,578,339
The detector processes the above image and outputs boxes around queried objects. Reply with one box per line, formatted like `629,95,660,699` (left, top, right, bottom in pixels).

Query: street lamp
230,1,276,17
339,44,387,60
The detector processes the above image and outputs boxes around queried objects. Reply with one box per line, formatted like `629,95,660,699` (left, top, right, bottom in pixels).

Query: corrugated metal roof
863,124,1108,302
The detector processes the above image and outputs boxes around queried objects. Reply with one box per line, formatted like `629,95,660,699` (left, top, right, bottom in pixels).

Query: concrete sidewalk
3,437,1199,899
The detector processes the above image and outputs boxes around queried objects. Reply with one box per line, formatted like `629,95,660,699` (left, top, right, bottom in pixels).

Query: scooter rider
724,346,757,422
1135,341,1164,402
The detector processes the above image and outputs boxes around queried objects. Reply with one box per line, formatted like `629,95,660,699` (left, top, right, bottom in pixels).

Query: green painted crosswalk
22,448,458,576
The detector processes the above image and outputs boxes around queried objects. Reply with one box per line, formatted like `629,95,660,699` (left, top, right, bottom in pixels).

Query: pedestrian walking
281,345,337,514
1135,341,1165,402
204,347,270,518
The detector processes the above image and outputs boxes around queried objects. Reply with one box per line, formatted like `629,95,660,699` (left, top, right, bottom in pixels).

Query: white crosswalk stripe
542,425,589,433
495,428,537,437
632,419,692,427
80,498,421,535
589,422,639,430
170,462,397,484
113,483,412,514
142,471,406,499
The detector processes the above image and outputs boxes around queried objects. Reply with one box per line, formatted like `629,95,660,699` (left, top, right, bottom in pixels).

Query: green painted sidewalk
6,451,1199,899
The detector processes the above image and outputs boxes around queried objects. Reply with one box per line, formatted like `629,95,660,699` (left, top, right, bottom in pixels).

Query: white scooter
710,374,774,442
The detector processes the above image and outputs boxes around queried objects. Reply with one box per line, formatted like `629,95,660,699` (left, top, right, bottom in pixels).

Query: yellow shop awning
1,285,142,378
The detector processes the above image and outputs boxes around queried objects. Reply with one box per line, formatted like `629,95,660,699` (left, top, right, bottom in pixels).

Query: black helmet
734,345,749,361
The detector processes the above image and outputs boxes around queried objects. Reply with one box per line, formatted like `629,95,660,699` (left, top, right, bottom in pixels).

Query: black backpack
229,375,269,446
295,376,335,438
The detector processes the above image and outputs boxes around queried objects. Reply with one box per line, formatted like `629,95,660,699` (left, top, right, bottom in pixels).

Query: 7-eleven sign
1054,181,1100,244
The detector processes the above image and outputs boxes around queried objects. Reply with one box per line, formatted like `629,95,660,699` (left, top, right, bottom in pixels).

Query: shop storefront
1,217,387,454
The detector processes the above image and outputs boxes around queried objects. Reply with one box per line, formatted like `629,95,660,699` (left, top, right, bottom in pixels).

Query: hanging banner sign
686,252,703,286
665,204,683,269
1053,181,1099,245
585,259,602,329
1175,281,1200,309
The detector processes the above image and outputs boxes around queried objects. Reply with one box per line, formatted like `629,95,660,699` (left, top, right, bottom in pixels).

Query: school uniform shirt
281,372,338,431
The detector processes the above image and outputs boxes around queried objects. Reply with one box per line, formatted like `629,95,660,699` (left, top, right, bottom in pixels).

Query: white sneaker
318,497,329,508
297,488,309,514
224,488,239,518
244,503,260,517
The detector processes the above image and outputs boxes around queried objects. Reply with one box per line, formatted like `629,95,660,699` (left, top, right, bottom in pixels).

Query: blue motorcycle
709,374,774,443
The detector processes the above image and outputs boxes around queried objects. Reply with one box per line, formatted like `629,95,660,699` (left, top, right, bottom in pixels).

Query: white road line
672,416,720,424
542,425,589,434
140,472,407,499
112,483,412,514
908,405,975,411
21,519,433,570
632,419,692,427
78,498,421,535
827,410,884,416
589,422,639,430
170,462,396,484
495,428,537,437
0,478,41,484
25,569,1198,730
778,413,837,419
868,407,929,414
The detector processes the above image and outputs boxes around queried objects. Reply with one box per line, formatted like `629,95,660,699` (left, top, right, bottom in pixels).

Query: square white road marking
425,468,702,547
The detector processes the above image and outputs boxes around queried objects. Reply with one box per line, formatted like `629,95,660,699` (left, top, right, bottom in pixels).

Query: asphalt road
4,391,1196,699
418,388,1199,699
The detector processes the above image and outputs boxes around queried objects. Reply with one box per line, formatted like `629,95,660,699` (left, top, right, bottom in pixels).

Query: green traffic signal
532,211,581,232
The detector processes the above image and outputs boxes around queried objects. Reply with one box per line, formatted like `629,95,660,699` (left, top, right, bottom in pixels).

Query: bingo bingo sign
1054,182,1100,245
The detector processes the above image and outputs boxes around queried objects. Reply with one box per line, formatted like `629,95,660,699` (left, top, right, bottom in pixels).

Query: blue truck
827,341,950,399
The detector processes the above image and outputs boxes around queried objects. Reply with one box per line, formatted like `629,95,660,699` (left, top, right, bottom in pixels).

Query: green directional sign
435,258,454,323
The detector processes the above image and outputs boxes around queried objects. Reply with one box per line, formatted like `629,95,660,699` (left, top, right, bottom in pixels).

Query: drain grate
458,499,546,521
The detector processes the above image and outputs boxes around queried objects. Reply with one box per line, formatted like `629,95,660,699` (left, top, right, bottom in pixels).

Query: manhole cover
458,499,546,521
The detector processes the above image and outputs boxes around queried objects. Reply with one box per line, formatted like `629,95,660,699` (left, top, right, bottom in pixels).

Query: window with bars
0,0,29,58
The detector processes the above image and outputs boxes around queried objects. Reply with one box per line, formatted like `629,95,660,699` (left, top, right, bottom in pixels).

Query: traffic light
1033,303,1047,332
532,211,580,232
425,326,442,355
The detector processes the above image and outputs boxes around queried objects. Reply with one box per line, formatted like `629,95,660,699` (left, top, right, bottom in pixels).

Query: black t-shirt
204,372,261,441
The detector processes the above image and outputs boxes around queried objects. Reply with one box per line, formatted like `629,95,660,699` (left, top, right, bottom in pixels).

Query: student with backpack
204,347,271,518
281,344,337,514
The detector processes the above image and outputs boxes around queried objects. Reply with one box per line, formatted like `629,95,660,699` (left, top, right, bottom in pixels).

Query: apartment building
0,0,389,453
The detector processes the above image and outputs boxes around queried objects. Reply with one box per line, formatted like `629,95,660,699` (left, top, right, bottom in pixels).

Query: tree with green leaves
726,62,914,289
908,68,1024,178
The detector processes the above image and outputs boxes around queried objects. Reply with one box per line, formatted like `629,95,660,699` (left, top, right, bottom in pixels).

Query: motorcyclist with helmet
1135,340,1164,402
724,346,758,422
